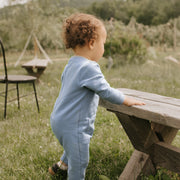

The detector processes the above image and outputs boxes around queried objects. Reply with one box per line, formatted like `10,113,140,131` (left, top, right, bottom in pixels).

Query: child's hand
123,96,146,107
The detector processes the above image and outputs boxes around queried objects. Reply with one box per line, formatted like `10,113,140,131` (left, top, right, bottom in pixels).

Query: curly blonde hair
62,13,104,49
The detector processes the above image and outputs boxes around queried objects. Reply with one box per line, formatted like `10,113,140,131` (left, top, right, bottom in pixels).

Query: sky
0,0,30,8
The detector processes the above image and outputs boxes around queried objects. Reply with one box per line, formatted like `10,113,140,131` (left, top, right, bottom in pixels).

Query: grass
0,48,180,180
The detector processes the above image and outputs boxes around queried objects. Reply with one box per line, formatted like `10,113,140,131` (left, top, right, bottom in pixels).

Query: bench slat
22,59,48,68
99,88,180,129
119,88,180,107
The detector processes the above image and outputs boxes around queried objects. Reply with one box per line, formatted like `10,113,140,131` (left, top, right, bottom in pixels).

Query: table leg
114,112,157,179
36,67,46,79
24,67,34,75
23,67,46,80
113,112,179,179
151,123,178,143
150,123,179,173
119,150,155,180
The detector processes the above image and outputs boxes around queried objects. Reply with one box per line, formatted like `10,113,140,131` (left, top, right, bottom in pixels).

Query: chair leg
4,82,8,118
32,81,40,112
16,83,20,109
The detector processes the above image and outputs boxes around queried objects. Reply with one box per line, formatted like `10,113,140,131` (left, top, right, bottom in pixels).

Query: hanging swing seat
22,58,48,79
15,31,52,79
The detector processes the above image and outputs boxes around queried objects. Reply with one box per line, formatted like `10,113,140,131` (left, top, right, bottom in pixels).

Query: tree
88,0,180,25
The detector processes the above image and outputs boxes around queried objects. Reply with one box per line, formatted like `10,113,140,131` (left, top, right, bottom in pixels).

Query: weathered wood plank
119,88,180,106
99,89,180,129
151,123,178,143
99,88,180,179
115,112,159,153
22,59,48,68
22,59,48,79
151,142,180,173
119,150,156,180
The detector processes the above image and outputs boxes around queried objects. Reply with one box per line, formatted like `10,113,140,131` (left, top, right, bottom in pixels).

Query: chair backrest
0,40,8,80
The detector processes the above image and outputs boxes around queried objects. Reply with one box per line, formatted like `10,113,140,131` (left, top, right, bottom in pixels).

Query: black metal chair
0,39,40,118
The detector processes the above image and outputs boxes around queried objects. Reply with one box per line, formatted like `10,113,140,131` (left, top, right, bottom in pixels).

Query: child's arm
80,62,145,106
123,96,145,106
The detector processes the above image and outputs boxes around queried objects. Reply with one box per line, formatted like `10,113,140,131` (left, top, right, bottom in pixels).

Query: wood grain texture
119,150,156,180
116,112,159,153
151,142,180,173
99,89,180,178
151,123,178,143
99,88,180,129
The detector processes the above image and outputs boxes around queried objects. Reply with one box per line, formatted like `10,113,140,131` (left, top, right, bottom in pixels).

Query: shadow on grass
50,171,67,180
85,149,131,180
48,150,130,180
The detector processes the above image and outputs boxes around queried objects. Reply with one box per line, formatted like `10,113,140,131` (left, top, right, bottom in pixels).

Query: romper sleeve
80,61,125,105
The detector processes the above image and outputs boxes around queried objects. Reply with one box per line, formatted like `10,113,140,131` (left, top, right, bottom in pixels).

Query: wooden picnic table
99,88,180,180
21,59,48,79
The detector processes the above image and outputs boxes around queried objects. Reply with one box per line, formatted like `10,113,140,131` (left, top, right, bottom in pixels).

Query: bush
104,34,147,66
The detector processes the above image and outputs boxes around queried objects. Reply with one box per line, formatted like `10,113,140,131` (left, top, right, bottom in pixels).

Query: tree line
0,0,180,51
87,0,180,25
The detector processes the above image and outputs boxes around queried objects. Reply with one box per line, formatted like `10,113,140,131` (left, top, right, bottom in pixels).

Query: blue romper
50,56,125,180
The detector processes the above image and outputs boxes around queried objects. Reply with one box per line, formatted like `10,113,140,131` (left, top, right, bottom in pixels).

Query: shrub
104,34,147,66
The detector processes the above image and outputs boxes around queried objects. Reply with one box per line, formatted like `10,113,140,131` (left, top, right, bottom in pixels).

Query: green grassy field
0,49,180,180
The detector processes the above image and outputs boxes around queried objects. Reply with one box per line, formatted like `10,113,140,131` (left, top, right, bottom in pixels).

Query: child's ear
88,40,95,50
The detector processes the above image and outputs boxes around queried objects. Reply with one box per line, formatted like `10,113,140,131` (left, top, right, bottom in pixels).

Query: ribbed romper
50,56,125,180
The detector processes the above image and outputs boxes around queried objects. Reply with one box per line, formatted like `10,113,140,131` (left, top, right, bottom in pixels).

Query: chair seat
0,75,37,83
0,39,40,118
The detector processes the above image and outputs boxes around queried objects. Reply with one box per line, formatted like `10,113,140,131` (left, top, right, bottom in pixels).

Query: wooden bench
99,88,180,179
22,59,48,79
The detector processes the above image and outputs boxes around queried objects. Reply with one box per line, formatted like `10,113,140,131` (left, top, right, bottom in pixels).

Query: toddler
49,13,145,180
